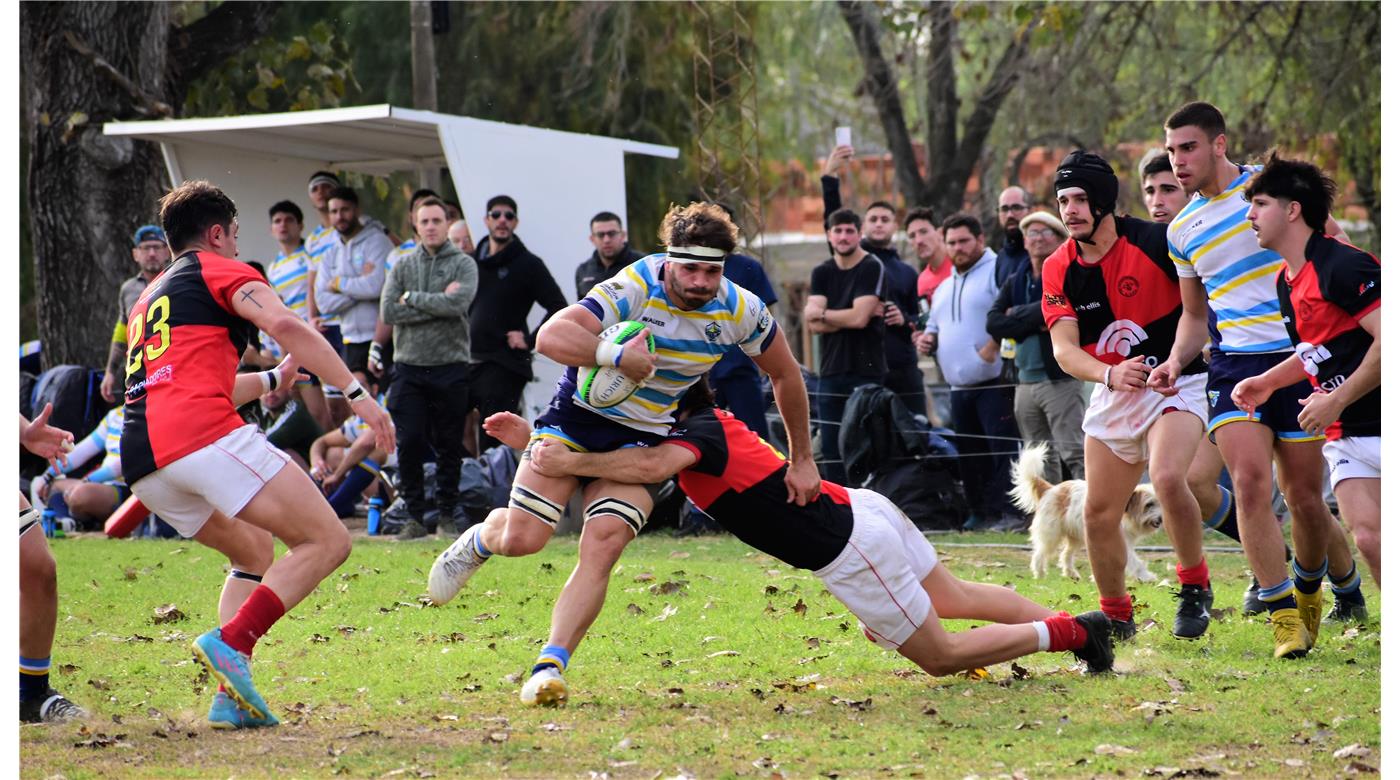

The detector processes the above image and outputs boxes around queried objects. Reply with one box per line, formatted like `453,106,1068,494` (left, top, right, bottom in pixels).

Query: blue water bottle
366,497,385,536
41,508,56,538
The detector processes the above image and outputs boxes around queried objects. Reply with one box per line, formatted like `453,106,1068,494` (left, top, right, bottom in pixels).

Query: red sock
219,585,286,656
1176,559,1210,588
1100,595,1134,623
1044,613,1086,652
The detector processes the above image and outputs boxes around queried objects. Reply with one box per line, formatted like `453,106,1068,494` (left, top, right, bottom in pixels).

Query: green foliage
183,19,360,116
20,535,1381,777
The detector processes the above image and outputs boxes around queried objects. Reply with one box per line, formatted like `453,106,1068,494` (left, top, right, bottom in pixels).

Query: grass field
21,530,1380,778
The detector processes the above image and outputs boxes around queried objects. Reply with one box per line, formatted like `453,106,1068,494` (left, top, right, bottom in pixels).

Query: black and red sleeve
1041,245,1076,328
1318,243,1380,322
200,252,270,314
663,410,729,476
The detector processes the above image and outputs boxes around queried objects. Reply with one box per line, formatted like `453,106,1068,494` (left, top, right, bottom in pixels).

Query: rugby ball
580,321,655,409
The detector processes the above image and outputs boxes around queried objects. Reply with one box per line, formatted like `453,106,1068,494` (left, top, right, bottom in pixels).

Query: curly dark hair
657,202,738,254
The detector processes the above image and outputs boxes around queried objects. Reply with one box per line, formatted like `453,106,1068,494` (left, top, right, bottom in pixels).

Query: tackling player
487,381,1116,678
1232,155,1379,589
121,180,394,727
427,202,820,706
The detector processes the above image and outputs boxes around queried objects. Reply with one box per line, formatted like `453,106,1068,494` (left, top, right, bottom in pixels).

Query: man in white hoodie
315,186,396,388
915,213,1021,530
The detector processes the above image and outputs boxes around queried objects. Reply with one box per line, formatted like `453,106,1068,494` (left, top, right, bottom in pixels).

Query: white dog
1010,443,1162,582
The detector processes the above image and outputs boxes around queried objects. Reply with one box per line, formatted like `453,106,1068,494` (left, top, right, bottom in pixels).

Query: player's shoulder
1310,233,1378,285
1042,240,1076,276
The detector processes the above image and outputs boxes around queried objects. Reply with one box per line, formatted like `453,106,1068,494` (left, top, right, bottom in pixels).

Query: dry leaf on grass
1094,744,1137,756
152,604,186,624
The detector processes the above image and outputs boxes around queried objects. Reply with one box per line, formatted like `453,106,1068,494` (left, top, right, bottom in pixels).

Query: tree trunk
22,3,173,370
21,1,281,370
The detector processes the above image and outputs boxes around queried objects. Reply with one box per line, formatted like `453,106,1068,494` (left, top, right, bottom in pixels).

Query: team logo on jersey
1095,319,1149,359
1117,276,1140,298
1045,294,1067,308
1359,280,1375,295
1208,390,1220,408
759,310,771,331
1294,341,1332,376
704,322,722,341
1297,300,1314,321
599,281,624,300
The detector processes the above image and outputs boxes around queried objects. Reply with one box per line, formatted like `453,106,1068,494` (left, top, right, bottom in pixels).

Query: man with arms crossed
427,203,821,707
488,380,1115,678
1233,155,1380,589
1042,151,1212,641
1150,103,1365,658
122,181,394,726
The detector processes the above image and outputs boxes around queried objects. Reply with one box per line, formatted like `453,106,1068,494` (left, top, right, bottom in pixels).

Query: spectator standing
261,200,334,432
908,208,951,304
916,214,1020,529
380,197,478,538
469,195,568,451
448,220,474,255
100,225,171,402
804,208,886,484
573,211,645,300
986,211,1084,485
821,145,925,416
993,187,1031,288
314,186,395,388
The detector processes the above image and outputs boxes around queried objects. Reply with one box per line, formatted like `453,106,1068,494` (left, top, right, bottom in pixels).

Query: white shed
104,104,679,418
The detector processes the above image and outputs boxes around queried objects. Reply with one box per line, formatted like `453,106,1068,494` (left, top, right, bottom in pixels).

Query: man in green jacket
381,197,479,538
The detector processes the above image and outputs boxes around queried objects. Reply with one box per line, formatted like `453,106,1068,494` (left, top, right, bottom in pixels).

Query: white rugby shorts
131,424,290,538
1082,372,1208,464
814,488,939,650
1323,436,1380,489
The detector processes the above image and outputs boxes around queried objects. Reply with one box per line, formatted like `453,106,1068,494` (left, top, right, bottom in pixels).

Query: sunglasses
489,210,517,221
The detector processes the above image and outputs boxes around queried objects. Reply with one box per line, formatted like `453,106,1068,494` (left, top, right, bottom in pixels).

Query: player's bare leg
19,495,85,723
427,460,573,606
1146,412,1213,639
1082,436,1146,635
922,564,1055,624
521,481,653,706
896,599,1114,676
1333,478,1379,588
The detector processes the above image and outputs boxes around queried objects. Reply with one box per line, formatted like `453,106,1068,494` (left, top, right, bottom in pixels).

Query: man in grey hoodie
381,197,479,538
315,186,396,387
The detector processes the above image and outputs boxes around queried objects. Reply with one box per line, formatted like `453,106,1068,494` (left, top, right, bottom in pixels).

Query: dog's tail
1009,442,1055,514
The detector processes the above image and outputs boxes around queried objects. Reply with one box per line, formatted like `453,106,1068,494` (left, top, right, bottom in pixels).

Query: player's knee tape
584,497,648,536
18,507,40,537
510,485,564,527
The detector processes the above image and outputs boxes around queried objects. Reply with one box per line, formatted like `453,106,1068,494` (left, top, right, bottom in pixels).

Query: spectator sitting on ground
309,384,396,521
29,405,127,530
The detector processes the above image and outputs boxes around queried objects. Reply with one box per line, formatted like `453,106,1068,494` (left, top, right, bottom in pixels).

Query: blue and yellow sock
531,644,571,676
20,656,50,701
1292,558,1327,596
1257,579,1297,614
471,525,492,559
1203,486,1241,543
1328,563,1364,602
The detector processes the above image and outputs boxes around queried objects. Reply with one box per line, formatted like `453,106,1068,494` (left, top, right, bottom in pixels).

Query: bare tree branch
949,10,1037,194
63,30,173,118
923,1,958,201
837,0,921,205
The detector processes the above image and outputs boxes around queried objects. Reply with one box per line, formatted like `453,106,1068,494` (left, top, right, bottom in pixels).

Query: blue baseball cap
133,225,166,246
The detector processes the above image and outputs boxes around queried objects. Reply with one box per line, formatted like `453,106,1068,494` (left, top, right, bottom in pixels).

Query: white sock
1032,621,1051,652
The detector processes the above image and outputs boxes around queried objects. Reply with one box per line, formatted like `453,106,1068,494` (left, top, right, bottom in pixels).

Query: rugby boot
1295,588,1325,646
1172,584,1213,639
1071,611,1115,675
428,524,491,605
1270,607,1311,659
19,689,86,723
520,667,568,707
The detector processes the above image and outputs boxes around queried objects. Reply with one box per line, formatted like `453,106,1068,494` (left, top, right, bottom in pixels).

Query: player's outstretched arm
20,405,74,468
529,439,696,484
232,281,395,453
752,328,820,504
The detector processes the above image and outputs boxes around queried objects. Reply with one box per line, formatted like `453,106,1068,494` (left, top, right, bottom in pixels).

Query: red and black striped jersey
1041,215,1206,375
1277,233,1380,440
664,409,853,571
120,251,264,483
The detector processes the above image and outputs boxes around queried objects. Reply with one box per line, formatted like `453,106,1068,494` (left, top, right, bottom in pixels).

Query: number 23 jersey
120,250,264,483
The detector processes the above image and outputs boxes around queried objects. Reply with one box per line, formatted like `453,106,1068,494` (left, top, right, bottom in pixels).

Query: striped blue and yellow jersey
305,224,340,326
1167,165,1290,353
260,245,311,358
570,253,777,435
386,239,416,272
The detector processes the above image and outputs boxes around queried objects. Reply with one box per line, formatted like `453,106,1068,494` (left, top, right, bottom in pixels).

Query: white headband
666,245,727,266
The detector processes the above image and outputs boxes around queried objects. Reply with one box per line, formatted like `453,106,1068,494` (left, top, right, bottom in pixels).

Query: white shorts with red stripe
131,424,290,538
1323,436,1380,489
1082,372,1208,464
813,488,938,650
